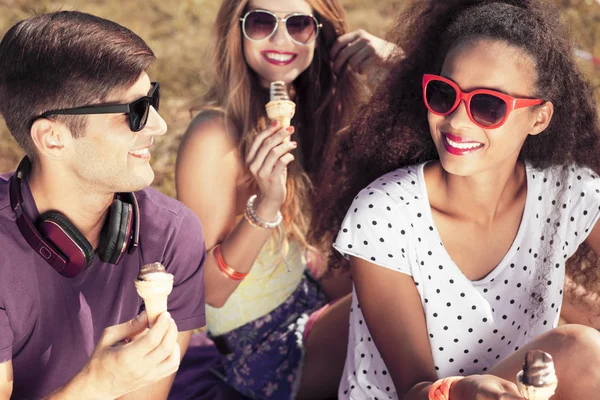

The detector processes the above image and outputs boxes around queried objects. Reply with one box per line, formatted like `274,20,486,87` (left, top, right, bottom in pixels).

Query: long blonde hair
200,0,365,254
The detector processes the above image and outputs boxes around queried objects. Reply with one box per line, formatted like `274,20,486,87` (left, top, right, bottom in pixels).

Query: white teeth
130,148,149,156
445,136,482,150
265,52,294,62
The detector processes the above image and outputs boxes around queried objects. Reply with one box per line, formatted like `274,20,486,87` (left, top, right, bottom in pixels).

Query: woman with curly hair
314,0,600,398
174,0,400,398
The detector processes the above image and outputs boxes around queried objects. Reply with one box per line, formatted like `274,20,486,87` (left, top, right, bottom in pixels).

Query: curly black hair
313,0,600,308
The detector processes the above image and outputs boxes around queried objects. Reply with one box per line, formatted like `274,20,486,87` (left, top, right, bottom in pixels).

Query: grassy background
0,0,599,199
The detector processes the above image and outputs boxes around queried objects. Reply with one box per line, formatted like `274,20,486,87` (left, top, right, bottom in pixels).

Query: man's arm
0,360,13,400
42,312,180,400
118,330,192,400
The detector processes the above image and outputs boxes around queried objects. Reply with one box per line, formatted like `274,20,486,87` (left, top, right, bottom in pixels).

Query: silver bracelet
246,194,282,229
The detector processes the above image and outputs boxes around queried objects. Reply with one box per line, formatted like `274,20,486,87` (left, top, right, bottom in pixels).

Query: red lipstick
442,132,484,156
261,51,297,66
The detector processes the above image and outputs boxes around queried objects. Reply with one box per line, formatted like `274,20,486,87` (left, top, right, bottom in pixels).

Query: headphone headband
9,157,139,277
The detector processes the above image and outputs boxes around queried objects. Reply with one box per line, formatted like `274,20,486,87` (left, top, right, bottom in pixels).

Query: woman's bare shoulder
182,109,240,150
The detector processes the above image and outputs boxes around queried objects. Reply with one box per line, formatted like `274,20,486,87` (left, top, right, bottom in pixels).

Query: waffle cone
135,278,173,327
266,100,296,142
516,371,557,400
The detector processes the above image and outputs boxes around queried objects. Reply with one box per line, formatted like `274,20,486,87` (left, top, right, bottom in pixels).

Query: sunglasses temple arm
41,104,130,117
514,99,544,108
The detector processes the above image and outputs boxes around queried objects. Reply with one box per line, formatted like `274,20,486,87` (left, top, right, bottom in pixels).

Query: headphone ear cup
38,211,95,269
97,199,123,263
108,202,131,264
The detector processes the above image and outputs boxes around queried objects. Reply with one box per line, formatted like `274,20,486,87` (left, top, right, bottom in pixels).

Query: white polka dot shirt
333,162,600,399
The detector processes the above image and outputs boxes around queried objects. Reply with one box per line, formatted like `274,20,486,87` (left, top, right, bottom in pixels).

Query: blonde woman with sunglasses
174,0,400,399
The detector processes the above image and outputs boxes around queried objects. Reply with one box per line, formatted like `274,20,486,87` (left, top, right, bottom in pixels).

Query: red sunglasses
422,74,543,129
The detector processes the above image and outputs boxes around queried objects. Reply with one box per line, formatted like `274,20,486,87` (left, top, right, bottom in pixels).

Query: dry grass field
0,0,599,199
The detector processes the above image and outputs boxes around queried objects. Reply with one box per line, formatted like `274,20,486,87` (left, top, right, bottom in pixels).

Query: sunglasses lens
244,11,277,40
130,99,150,131
470,94,507,127
426,80,456,114
286,15,317,44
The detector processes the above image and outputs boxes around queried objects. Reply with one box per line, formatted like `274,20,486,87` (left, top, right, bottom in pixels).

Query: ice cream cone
266,81,296,142
516,350,558,400
266,100,296,128
135,262,174,327
516,371,557,400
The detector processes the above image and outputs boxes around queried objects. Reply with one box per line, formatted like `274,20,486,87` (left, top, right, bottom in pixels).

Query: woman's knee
551,324,600,349
543,325,600,398
547,324,600,371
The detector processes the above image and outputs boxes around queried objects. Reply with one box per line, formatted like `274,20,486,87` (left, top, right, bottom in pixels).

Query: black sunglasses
39,82,160,132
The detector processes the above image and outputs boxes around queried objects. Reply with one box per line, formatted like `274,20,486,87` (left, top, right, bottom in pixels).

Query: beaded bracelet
243,207,264,230
214,244,247,281
244,194,282,229
428,376,463,400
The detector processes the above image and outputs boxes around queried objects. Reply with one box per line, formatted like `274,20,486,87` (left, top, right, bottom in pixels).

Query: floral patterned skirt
209,272,328,400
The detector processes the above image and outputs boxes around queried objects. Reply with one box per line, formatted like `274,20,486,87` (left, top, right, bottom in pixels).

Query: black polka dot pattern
333,162,600,399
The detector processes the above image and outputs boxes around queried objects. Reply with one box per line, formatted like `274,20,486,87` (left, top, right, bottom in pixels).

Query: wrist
45,367,113,400
70,364,118,400
428,376,463,400
448,379,460,399
253,195,282,222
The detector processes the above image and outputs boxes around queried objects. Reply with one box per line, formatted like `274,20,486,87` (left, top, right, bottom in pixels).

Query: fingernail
291,142,297,148
286,126,295,133
272,121,279,127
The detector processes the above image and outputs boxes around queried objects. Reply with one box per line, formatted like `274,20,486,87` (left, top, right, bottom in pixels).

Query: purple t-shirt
0,173,206,398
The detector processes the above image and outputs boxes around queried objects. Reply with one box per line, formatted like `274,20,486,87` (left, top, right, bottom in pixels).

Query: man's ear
529,101,554,136
30,118,69,159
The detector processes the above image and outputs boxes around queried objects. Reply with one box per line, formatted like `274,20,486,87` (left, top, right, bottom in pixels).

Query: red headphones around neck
9,157,140,278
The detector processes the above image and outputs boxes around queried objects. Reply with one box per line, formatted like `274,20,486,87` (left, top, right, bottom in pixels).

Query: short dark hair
0,11,156,157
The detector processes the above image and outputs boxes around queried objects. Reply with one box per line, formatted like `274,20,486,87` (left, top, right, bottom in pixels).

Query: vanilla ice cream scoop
266,81,296,142
135,262,174,327
516,350,558,400
270,81,291,101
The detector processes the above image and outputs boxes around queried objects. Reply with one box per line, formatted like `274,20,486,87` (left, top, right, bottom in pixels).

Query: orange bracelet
428,376,463,400
214,244,248,281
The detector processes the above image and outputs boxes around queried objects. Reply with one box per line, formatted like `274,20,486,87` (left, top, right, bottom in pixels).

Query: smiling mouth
262,51,297,66
129,147,151,158
442,133,484,155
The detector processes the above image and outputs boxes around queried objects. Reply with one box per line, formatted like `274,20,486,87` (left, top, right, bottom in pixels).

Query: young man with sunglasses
0,11,206,399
